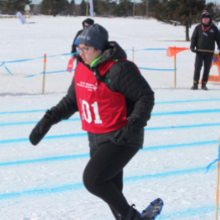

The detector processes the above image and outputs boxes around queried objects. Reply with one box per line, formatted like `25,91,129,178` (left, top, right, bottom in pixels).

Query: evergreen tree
135,3,144,16
69,0,76,15
151,0,215,41
40,0,51,15
93,0,98,15
114,0,132,17
94,0,105,15
5,0,33,13
41,0,68,16
107,0,116,15
0,0,5,12
80,0,86,15
136,0,147,16
148,0,160,14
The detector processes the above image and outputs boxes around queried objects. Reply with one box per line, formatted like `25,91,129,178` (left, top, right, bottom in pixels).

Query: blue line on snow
0,183,84,200
1,122,220,144
0,133,87,145
152,108,220,116
156,98,220,104
144,123,220,131
1,108,220,118
124,167,207,182
0,154,90,167
140,140,218,152
138,67,176,71
1,117,220,127
1,119,220,128
0,118,81,126
0,121,220,144
0,140,217,167
0,166,213,200
0,109,47,115
1,98,220,115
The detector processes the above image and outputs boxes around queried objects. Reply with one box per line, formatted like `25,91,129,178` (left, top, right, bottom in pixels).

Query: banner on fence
67,58,76,73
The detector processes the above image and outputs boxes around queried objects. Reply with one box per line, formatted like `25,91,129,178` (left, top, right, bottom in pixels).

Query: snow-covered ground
0,16,220,220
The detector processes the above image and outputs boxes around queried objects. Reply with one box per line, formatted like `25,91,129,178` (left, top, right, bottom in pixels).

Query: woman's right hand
29,110,54,146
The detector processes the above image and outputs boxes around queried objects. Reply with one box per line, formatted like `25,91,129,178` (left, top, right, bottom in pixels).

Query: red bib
74,61,128,134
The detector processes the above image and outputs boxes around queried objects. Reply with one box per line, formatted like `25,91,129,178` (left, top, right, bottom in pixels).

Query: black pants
83,142,139,216
193,52,213,83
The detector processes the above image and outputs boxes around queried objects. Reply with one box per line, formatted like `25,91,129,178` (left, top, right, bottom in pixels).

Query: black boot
118,205,141,220
191,81,198,90
201,81,208,90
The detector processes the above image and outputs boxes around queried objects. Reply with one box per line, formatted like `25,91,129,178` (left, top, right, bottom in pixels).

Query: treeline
0,0,161,17
79,0,161,17
1,0,220,41
0,0,33,13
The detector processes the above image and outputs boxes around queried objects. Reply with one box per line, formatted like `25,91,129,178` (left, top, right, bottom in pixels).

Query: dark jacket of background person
71,18,94,56
50,41,154,149
190,19,220,52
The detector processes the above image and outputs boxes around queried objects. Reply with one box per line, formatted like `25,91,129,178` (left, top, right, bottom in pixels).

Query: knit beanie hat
78,24,108,51
82,18,94,28
201,10,211,19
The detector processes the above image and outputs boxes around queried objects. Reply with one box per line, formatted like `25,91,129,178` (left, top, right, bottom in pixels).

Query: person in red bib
29,24,156,220
190,10,220,90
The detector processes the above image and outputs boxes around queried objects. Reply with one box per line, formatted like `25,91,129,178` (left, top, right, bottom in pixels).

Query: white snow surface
0,16,220,220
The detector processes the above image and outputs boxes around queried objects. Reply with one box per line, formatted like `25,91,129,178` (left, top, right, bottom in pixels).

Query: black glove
109,118,144,146
190,48,197,53
29,110,54,146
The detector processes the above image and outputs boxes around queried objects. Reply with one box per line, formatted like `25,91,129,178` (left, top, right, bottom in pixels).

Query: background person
71,18,94,59
190,10,220,90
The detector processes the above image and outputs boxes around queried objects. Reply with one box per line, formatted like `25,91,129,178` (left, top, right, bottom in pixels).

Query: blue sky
32,0,220,5
207,0,220,3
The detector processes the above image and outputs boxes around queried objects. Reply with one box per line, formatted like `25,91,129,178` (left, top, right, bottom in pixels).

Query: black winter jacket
190,21,220,52
71,29,83,54
52,42,154,149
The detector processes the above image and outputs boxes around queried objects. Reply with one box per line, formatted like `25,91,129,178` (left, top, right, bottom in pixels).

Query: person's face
84,22,89,29
202,17,210,25
78,44,102,65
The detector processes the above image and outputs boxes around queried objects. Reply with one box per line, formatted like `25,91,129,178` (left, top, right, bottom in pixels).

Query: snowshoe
140,198,163,220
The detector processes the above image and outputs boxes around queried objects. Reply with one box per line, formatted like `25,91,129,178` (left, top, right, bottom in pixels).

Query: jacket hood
82,18,94,28
78,41,127,69
91,41,127,69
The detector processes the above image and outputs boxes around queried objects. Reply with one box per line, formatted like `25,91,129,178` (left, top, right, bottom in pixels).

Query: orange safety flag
200,54,220,84
167,47,188,57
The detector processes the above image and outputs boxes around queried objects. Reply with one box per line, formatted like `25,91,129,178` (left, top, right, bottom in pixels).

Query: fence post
42,53,47,95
